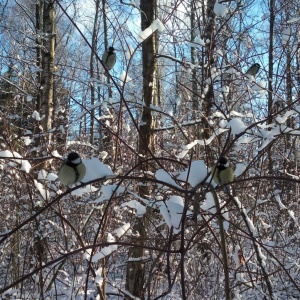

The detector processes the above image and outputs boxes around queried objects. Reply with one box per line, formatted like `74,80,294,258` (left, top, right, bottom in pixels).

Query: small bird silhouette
211,157,234,193
102,46,116,70
245,63,260,77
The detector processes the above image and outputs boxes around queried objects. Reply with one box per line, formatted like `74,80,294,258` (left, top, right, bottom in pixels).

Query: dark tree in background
0,0,300,299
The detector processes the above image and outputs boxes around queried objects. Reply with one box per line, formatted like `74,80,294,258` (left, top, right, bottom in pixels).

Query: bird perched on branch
211,157,234,193
58,152,86,185
102,46,116,70
245,63,260,77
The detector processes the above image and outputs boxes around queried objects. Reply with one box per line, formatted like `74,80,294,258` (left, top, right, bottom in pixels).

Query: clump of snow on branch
158,196,187,234
178,128,228,158
275,110,295,124
234,197,257,236
21,136,32,146
120,71,132,84
95,267,103,285
155,169,182,189
34,180,50,200
201,192,230,231
234,163,247,177
92,184,125,204
252,81,266,97
81,157,114,183
227,118,247,135
114,223,131,238
138,18,165,42
38,169,58,182
0,150,31,173
71,185,98,196
214,2,228,17
32,110,44,121
177,160,208,187
91,233,118,263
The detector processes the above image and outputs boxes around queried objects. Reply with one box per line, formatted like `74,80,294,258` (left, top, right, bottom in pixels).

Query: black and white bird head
245,63,260,77
108,46,115,53
58,152,86,185
66,152,82,165
218,156,228,167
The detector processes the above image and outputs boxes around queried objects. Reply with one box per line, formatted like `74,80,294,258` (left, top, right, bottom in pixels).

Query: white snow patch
81,158,114,183
93,184,124,203
158,196,184,234
0,150,31,173
34,179,50,200
155,169,182,189
177,160,208,187
228,118,247,135
95,267,103,285
32,110,44,121
71,185,98,196
201,193,216,214
274,194,287,209
21,136,32,146
138,18,165,42
91,233,117,263
38,169,48,180
275,109,296,124
214,2,228,17
234,163,247,177
120,70,132,84
252,81,266,97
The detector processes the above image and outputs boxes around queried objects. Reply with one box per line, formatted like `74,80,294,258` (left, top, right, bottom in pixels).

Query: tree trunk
41,0,55,138
267,0,275,173
125,0,157,298
90,0,101,145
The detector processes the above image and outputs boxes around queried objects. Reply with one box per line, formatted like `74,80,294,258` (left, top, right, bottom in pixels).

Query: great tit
211,157,234,193
102,46,116,70
245,63,260,77
58,152,86,185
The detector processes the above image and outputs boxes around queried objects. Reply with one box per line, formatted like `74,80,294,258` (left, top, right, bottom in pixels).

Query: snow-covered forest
0,0,300,299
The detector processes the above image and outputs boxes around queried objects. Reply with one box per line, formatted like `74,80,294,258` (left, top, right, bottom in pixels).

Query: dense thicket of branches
0,0,300,299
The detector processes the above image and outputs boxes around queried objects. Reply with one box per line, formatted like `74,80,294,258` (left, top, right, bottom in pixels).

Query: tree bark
41,0,55,138
125,0,157,299
90,0,101,145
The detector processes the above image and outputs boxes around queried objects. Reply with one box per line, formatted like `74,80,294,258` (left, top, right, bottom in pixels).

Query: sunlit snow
158,196,185,234
228,118,247,135
138,18,165,42
0,150,31,173
155,169,182,189
81,158,114,183
177,160,208,187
